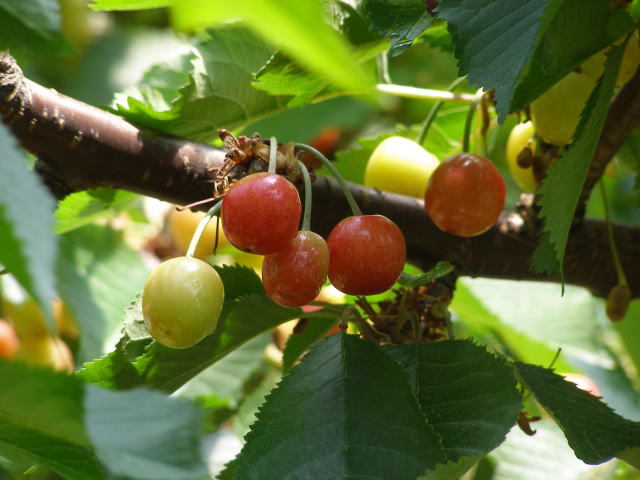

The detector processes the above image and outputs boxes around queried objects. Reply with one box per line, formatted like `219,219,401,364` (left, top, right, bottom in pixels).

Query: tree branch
1,53,638,300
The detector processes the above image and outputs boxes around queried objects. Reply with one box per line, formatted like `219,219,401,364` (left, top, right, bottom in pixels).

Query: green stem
416,77,467,146
462,89,483,153
376,53,392,84
186,201,222,258
294,143,362,216
268,137,277,174
599,180,628,285
297,160,313,232
376,83,475,103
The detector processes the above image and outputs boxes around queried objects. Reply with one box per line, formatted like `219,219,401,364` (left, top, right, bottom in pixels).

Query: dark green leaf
56,226,149,363
361,0,434,56
531,42,624,276
234,334,446,478
0,0,71,55
399,261,454,287
213,265,264,301
0,123,57,328
85,386,208,480
515,362,640,464
0,361,105,480
386,339,522,460
282,312,341,372
55,189,139,234
439,0,633,122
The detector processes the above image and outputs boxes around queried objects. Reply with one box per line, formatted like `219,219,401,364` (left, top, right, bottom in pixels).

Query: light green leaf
0,361,105,480
0,0,71,55
399,261,454,287
419,457,479,480
386,340,522,461
55,189,139,234
56,225,149,363
232,365,281,441
85,386,208,480
89,0,171,10
0,123,57,328
515,362,640,465
531,42,624,276
170,0,374,99
234,334,447,478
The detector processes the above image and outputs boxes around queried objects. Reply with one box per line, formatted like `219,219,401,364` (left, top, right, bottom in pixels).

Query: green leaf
438,0,632,122
176,333,270,403
56,225,149,363
0,361,105,480
0,0,71,55
170,0,374,99
419,457,479,480
399,261,454,287
0,123,57,328
531,42,624,276
361,0,434,56
80,266,300,392
490,418,597,479
234,334,447,478
89,0,172,10
232,366,281,442
515,362,640,465
386,340,522,460
115,26,285,142
282,312,341,372
84,386,208,480
253,39,386,108
55,189,139,234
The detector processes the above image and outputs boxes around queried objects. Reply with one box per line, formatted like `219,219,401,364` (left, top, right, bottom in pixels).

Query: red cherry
327,215,406,296
262,231,329,307
424,153,505,237
221,173,302,255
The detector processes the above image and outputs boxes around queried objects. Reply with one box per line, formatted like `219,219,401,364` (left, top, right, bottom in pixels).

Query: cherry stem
376,84,476,103
186,201,222,258
599,180,628,286
177,197,216,211
416,76,467,146
294,143,362,216
268,136,277,174
462,89,484,153
376,53,392,84
297,160,313,232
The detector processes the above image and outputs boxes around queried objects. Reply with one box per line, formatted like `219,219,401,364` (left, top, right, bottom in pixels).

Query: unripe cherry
424,153,506,237
262,231,329,307
222,173,301,255
327,215,406,296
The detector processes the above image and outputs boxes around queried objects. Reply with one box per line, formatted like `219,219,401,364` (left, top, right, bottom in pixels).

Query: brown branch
1,53,638,299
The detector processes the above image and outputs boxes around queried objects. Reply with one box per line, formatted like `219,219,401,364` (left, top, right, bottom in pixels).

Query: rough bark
1,52,638,300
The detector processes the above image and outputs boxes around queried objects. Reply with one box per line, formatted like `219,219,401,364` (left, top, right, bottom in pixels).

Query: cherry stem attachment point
599,180,628,286
294,143,362,216
297,160,313,232
416,76,467,146
268,137,277,174
186,201,222,258
462,89,484,153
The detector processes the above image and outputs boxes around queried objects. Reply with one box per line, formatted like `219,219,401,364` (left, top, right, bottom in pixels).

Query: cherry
142,256,224,349
262,231,329,307
327,215,406,296
365,136,439,198
0,319,19,358
605,284,631,322
505,122,538,193
221,173,301,255
424,153,505,237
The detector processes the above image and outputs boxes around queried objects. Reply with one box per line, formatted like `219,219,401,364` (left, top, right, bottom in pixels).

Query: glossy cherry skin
142,256,224,349
424,153,506,237
222,173,301,255
327,215,406,296
262,231,329,307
